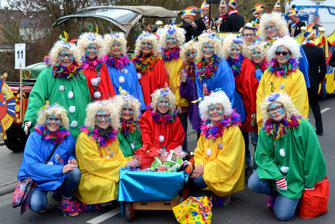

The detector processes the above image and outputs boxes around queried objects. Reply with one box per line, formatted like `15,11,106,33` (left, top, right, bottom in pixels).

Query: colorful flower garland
34,125,70,144
103,54,130,70
80,126,118,148
200,110,241,140
227,55,244,77
132,54,160,74
267,58,298,78
262,115,302,140
196,55,220,80
183,62,196,80
82,57,102,71
161,48,180,62
51,61,82,79
254,59,268,72
120,119,139,137
147,105,177,127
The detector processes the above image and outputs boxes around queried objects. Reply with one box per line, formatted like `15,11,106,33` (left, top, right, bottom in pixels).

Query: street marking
86,207,121,224
321,108,330,114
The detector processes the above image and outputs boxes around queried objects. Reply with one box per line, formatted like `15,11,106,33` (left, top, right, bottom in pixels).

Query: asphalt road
0,94,334,224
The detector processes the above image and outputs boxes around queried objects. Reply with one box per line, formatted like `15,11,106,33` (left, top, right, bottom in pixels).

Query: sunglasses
275,51,290,56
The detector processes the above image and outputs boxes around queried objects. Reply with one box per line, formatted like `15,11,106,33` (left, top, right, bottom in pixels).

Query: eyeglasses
96,114,111,121
275,51,290,56
186,51,197,57
58,53,74,59
268,106,284,113
243,34,255,37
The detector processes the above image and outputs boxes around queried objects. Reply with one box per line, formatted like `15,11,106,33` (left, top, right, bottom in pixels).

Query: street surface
0,94,334,224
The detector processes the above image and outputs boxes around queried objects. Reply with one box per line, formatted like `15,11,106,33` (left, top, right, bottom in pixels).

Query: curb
0,183,16,196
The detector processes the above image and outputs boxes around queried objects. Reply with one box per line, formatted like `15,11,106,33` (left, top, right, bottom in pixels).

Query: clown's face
265,22,279,38
166,34,178,49
110,40,122,58
229,43,242,59
252,47,263,64
58,49,74,67
268,102,286,122
208,103,224,123
46,114,61,132
186,49,197,63
202,42,215,59
121,103,133,121
95,110,111,130
86,43,98,60
275,46,291,66
141,40,153,56
157,96,170,114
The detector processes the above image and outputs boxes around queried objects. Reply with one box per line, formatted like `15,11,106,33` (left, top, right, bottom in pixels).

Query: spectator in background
225,0,245,32
302,23,327,135
177,6,202,42
215,0,228,32
195,1,213,33
241,23,257,46
272,0,281,14
287,8,305,37
250,2,265,27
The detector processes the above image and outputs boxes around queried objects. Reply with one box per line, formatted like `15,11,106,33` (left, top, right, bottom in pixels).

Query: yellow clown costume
256,36,309,130
194,91,245,197
75,100,127,204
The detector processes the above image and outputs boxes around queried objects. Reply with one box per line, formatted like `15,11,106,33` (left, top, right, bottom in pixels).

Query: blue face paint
58,50,74,63
122,104,133,115
230,44,241,56
266,24,277,31
112,41,122,50
208,104,223,116
268,103,285,115
186,51,197,57
252,48,261,57
85,43,97,56
46,114,61,126
166,34,177,45
275,47,290,60
141,41,153,50
96,110,111,123
157,97,170,107
202,43,215,55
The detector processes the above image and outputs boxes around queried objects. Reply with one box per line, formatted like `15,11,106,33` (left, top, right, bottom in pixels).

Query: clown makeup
229,44,242,59
96,110,111,130
208,103,224,124
110,40,122,58
265,22,279,38
85,43,98,60
252,47,263,64
268,102,286,121
202,42,215,59
58,49,74,67
46,114,61,132
166,34,178,49
157,96,170,114
141,41,153,56
275,46,290,65
121,103,133,121
186,50,197,62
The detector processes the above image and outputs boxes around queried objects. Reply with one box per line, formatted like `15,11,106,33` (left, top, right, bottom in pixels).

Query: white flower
94,91,101,99
279,148,285,157
159,135,164,142
68,91,74,99
280,166,289,174
137,73,142,80
119,76,125,84
206,148,212,156
69,106,76,113
70,120,78,128
90,78,99,86
59,85,65,91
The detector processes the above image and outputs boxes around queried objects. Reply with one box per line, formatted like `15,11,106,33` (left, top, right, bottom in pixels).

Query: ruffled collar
200,110,241,140
51,61,82,79
132,54,160,74
262,115,302,140
120,119,139,137
103,54,130,70
34,125,70,144
196,55,220,80
183,62,196,81
80,126,118,147
254,59,268,72
162,48,180,62
227,55,244,77
267,58,298,78
82,57,102,71
147,105,177,127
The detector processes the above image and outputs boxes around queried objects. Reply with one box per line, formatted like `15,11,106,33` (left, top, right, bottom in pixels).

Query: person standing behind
272,0,281,14
241,23,257,46
287,8,305,38
215,0,228,32
177,6,202,42
195,1,213,33
225,0,245,32
250,2,265,28
302,23,326,135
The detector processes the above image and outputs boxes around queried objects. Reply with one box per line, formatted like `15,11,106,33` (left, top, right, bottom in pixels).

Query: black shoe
316,131,323,136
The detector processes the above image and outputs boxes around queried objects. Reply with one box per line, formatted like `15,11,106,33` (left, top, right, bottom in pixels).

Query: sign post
15,43,26,123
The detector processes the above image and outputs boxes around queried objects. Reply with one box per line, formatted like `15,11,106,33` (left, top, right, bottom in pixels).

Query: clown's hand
24,121,32,135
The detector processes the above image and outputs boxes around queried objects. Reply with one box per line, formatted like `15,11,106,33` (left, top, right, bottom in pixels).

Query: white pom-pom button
119,76,125,84
69,106,76,113
70,120,78,128
159,135,164,143
124,69,128,74
279,148,285,157
68,91,74,99
47,161,54,165
206,148,212,156
59,85,65,91
91,78,99,86
137,73,142,80
106,156,110,159
94,91,101,99
280,166,289,174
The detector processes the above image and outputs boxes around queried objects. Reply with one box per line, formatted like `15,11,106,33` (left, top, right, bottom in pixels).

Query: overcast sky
1,0,8,8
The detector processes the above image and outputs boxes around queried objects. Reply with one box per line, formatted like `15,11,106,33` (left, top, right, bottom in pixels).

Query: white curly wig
103,32,127,56
77,32,104,61
36,104,70,129
49,40,80,66
259,13,288,40
84,100,120,130
180,40,198,63
199,90,233,121
160,25,186,49
222,34,247,59
245,41,269,61
151,87,176,113
268,36,301,59
197,32,224,60
134,32,160,56
112,94,141,122
260,91,301,122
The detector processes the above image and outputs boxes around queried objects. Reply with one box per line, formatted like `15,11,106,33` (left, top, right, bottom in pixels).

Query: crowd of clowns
16,0,327,222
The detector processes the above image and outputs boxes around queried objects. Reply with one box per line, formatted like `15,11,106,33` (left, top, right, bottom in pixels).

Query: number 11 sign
15,43,26,69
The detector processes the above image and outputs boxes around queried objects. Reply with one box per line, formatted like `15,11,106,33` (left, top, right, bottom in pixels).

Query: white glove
24,121,31,135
